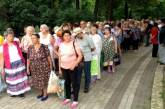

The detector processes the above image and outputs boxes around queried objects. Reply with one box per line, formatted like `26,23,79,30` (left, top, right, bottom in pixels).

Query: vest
3,41,25,69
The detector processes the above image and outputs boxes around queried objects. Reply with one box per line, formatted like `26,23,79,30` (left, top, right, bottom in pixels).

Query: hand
50,66,53,71
27,68,30,75
1,69,6,81
114,49,118,54
59,68,62,75
70,62,77,71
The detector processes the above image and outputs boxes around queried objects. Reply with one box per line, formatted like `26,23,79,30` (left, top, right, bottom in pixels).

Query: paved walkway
0,46,163,109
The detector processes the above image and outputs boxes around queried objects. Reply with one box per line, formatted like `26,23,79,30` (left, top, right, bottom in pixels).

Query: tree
0,0,165,35
124,1,128,19
75,0,80,10
93,0,100,20
106,0,114,20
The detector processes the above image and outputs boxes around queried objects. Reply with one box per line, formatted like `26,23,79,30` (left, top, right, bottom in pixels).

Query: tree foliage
0,0,165,34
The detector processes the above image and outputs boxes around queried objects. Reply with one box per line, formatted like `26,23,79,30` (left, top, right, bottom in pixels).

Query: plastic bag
47,71,59,94
0,69,7,93
57,79,65,99
113,54,121,66
91,55,99,76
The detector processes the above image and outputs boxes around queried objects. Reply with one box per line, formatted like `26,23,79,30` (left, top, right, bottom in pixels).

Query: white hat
73,27,83,36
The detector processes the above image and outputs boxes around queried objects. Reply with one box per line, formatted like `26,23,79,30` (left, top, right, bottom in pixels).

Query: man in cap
73,27,95,93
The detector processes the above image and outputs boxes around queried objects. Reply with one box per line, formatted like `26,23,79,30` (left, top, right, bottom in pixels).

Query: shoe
160,62,165,65
62,99,71,105
37,94,43,99
70,101,78,109
84,88,89,93
18,94,25,98
10,95,17,97
41,96,48,101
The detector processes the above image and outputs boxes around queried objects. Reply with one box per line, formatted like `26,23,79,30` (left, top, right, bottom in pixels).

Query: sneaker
62,99,71,105
70,101,78,109
41,96,48,101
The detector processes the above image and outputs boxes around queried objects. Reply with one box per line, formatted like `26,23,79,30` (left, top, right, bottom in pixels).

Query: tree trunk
75,0,80,10
94,0,100,20
124,1,128,20
128,8,132,19
106,0,114,20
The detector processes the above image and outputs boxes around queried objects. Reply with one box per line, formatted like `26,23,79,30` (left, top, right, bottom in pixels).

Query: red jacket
151,27,159,44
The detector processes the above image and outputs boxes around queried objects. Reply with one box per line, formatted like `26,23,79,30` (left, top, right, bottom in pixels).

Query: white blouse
0,45,21,62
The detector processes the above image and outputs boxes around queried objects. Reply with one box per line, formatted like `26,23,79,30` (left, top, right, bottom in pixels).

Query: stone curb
151,65,164,109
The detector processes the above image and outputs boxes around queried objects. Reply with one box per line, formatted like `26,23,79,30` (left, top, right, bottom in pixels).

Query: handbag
73,40,84,68
113,54,121,66
91,55,99,76
47,71,60,94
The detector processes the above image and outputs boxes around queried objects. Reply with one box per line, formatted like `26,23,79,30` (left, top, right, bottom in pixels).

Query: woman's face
6,34,14,42
91,27,97,35
63,33,71,42
26,27,34,36
98,24,103,29
40,26,47,33
62,26,69,31
31,35,39,45
104,28,111,35
80,21,86,29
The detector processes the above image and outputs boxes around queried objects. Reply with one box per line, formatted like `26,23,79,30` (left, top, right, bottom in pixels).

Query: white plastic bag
57,79,65,99
47,71,59,94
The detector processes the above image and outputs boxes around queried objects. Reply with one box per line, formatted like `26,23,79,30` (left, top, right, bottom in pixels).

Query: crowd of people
0,18,165,109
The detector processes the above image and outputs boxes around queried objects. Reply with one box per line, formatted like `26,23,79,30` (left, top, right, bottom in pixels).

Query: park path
0,46,162,109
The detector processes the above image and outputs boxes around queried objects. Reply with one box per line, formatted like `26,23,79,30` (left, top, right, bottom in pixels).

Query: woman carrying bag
58,30,82,108
102,27,118,73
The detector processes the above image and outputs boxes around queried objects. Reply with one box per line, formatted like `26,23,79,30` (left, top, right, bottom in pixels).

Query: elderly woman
59,30,82,108
102,27,118,73
0,30,30,97
21,26,35,67
39,24,55,70
27,33,52,101
89,24,102,80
